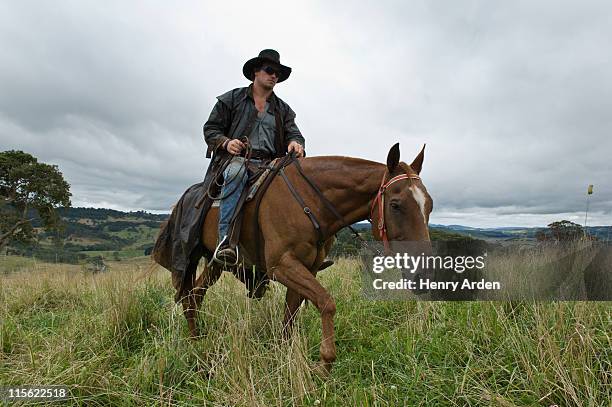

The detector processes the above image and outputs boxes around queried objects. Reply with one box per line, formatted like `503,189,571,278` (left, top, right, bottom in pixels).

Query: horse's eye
390,201,401,211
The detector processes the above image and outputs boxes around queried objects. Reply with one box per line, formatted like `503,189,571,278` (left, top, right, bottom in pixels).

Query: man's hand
287,141,304,158
225,139,246,155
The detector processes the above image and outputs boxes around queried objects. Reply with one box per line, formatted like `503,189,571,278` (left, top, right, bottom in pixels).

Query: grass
0,255,41,274
0,256,610,406
78,250,144,259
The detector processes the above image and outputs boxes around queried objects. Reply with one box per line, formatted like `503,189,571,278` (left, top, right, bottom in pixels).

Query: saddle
225,156,291,258
211,153,338,273
211,158,279,208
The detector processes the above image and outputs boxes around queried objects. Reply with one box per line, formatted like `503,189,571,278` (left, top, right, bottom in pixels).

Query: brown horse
176,143,433,374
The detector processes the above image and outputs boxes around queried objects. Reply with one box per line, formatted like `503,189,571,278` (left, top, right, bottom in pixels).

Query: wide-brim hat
243,49,292,83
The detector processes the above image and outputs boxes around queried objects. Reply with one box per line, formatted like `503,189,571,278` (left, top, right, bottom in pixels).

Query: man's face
254,63,280,90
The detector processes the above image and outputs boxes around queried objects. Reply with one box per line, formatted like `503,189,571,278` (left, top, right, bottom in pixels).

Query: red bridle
369,172,422,251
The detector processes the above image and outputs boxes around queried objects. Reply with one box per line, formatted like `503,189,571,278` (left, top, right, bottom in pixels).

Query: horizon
60,205,611,230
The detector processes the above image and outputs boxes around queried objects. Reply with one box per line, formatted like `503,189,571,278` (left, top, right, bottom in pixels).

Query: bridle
369,172,422,251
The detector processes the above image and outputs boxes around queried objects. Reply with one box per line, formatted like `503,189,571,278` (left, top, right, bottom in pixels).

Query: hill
430,224,612,242
6,207,169,264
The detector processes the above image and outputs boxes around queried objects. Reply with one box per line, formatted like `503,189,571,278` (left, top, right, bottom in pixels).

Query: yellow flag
587,184,594,195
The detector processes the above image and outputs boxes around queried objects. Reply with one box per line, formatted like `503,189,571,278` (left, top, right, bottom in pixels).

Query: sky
1,0,610,227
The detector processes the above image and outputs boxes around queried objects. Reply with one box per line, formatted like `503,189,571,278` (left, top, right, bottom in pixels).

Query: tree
0,150,71,249
537,220,585,242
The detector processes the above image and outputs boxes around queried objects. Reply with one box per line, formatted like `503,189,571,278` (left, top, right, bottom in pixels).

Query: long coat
153,85,304,296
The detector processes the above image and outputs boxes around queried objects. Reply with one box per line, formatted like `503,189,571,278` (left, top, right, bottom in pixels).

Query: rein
290,156,364,241
206,137,254,201
281,155,363,269
254,153,365,270
280,156,421,261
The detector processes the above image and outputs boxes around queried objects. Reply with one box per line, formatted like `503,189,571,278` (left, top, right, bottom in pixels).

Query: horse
175,143,433,375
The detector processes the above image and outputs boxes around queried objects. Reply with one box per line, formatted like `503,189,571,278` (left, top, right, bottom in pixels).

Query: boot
212,236,239,266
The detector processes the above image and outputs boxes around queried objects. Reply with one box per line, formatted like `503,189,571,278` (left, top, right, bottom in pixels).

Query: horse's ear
410,144,426,175
387,143,400,173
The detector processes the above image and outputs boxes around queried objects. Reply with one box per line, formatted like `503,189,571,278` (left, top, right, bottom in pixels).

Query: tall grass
0,256,610,406
483,241,606,300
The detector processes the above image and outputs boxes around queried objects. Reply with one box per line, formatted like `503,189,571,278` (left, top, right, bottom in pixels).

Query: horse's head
370,143,433,247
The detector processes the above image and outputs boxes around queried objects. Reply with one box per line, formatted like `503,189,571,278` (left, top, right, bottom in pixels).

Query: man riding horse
203,49,305,265
152,49,332,302
153,49,433,375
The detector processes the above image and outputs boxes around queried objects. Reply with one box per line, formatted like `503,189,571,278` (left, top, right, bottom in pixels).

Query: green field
0,257,610,406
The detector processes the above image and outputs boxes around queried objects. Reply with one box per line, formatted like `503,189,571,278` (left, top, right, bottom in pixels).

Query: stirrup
212,236,240,267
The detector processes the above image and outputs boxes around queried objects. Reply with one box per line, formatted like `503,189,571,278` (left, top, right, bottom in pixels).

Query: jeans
218,156,262,242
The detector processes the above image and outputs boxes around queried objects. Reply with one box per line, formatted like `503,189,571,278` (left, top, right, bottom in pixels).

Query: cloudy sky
1,0,610,227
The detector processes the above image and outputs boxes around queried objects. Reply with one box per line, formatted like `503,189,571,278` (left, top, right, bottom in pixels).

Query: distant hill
430,224,612,242
7,207,170,264
328,221,611,242
57,207,168,222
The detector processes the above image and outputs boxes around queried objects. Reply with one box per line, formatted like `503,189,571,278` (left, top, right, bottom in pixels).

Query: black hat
242,49,292,82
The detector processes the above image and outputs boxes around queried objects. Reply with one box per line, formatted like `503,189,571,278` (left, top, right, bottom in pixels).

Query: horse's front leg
272,253,336,375
193,262,222,309
283,288,304,340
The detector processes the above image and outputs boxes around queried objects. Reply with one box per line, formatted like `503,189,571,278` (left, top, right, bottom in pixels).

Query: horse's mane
300,155,382,172
302,155,416,175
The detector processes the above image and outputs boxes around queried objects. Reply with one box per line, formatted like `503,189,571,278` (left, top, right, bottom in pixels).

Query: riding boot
212,235,239,266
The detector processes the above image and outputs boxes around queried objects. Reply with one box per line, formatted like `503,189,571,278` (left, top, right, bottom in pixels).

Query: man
203,49,305,264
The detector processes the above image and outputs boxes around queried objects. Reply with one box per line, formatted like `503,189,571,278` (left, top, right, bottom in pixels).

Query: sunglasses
260,65,280,77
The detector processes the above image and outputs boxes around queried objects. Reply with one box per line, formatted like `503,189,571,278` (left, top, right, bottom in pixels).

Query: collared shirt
248,102,276,154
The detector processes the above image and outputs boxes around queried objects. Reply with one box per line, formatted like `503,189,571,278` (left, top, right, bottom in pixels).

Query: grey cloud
0,0,610,227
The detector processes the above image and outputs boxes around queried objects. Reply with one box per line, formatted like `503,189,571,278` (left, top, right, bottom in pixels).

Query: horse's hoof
282,328,293,342
312,362,332,378
318,260,334,272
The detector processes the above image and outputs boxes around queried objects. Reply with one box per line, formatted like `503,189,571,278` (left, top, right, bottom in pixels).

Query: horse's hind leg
273,253,336,375
175,264,200,338
178,261,221,338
